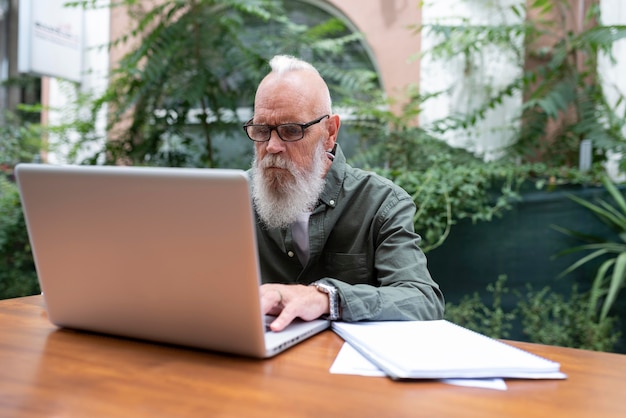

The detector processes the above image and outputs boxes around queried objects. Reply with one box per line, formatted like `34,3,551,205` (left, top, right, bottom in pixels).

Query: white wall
419,0,524,160
599,0,626,129
46,2,110,164
420,0,626,163
599,0,626,179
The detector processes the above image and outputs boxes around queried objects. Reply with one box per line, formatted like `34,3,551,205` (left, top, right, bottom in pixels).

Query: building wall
600,0,626,128
45,2,111,164
419,0,525,159
599,0,626,179
325,0,421,97
106,0,422,100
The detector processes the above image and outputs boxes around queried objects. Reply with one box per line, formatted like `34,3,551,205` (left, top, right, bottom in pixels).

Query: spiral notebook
331,320,567,380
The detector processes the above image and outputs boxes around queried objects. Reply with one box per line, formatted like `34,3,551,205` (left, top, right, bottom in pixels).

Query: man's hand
260,283,330,332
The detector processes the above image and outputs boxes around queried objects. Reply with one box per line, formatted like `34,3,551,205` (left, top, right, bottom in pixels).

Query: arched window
285,0,379,76
212,0,381,167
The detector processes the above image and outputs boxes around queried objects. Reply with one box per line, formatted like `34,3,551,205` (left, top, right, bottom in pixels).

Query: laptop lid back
16,164,270,357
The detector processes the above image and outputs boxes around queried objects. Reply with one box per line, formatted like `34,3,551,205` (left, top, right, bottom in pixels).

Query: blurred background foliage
71,0,380,168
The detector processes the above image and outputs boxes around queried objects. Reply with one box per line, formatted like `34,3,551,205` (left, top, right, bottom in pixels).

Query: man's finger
260,286,283,314
269,308,296,332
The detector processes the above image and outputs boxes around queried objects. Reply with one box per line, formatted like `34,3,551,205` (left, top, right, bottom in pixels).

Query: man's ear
324,114,341,151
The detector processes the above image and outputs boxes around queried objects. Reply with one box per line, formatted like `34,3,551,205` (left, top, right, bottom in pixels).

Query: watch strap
311,280,340,321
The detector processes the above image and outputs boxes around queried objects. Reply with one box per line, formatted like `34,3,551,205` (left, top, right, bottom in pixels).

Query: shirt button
329,200,336,206
287,251,295,258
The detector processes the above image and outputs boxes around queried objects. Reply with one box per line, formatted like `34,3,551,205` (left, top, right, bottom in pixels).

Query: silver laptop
15,163,329,358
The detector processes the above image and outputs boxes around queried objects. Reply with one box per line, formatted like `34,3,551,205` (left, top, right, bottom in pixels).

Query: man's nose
265,130,285,154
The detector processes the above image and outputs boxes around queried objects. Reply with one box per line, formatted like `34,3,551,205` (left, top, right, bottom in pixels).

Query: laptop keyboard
264,315,274,332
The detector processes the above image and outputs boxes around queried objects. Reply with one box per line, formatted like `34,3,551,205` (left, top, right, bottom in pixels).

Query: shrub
445,276,621,352
0,175,39,299
444,275,515,339
518,284,621,352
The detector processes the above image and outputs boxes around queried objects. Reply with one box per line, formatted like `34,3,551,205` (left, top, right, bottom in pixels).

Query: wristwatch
311,280,340,321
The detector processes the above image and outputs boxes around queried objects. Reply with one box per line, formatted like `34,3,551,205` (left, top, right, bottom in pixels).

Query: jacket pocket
324,253,370,284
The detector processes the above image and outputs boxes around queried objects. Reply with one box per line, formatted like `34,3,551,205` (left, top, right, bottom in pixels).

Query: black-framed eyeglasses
243,114,329,142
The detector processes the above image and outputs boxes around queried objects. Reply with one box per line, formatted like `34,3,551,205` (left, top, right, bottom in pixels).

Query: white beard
252,141,327,229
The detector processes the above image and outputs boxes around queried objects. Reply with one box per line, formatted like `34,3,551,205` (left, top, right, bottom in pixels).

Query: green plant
0,176,39,300
444,275,515,339
65,0,377,168
0,110,44,170
445,276,621,352
345,87,537,251
346,85,607,251
552,175,626,320
389,161,528,251
415,0,626,168
517,284,621,351
0,98,43,300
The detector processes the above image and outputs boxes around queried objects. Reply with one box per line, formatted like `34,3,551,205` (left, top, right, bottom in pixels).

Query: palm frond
602,251,626,319
557,248,610,278
554,175,626,319
589,258,613,317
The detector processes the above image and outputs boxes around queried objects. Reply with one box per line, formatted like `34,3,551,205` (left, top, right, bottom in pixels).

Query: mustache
259,155,294,171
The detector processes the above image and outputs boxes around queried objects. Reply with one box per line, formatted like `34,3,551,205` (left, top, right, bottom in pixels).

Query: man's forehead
254,95,315,123
256,70,323,99
254,71,325,121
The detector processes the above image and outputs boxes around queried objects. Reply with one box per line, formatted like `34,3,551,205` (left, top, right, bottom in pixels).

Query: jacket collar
316,144,346,210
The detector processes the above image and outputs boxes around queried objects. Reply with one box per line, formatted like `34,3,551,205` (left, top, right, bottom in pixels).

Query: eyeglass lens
244,115,329,142
247,124,303,142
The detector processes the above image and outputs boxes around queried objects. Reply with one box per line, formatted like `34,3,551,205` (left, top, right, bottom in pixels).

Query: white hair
267,55,333,112
269,55,320,74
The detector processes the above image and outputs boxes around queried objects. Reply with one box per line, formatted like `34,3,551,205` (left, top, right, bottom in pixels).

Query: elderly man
244,55,444,332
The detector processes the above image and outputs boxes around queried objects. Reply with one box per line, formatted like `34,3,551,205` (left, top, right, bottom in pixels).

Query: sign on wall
18,0,84,83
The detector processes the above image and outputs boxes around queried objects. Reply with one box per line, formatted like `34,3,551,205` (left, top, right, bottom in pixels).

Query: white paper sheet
330,342,508,391
332,321,566,380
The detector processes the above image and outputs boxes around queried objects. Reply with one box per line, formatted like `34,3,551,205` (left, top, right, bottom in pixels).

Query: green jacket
253,145,445,321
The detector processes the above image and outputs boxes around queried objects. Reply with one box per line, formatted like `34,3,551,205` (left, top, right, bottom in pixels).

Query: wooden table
1,295,625,417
